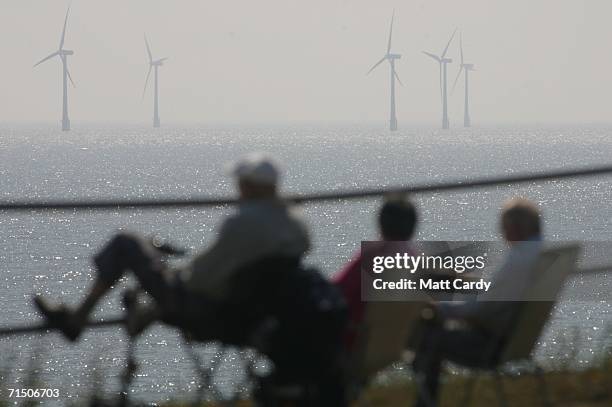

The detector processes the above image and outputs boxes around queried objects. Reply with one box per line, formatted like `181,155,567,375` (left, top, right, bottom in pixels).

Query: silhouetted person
34,153,310,342
413,198,543,407
333,196,418,350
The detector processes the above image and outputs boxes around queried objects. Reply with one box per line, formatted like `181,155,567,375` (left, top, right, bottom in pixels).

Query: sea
0,123,611,404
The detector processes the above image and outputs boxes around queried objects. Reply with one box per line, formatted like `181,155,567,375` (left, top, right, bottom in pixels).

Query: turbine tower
367,12,403,132
142,35,168,128
423,29,457,129
452,33,476,127
34,7,75,131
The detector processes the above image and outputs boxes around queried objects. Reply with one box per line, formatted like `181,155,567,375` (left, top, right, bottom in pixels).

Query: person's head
378,196,418,241
230,153,279,200
500,197,542,244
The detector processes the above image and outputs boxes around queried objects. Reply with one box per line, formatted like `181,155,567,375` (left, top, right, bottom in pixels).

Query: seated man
34,153,310,343
333,196,418,350
412,197,543,407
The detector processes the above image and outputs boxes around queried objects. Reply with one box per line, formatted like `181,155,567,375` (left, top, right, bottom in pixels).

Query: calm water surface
0,123,611,404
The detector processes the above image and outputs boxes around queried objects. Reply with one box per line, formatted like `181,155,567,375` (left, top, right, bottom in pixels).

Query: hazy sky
2,0,612,125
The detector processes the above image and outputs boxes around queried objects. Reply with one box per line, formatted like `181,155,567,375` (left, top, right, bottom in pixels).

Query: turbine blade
59,6,70,50
459,32,464,65
144,35,153,63
33,51,60,67
451,66,463,94
58,53,75,86
155,57,169,64
393,68,403,86
367,56,386,75
441,28,457,59
422,51,441,62
387,10,394,54
66,67,76,87
142,65,152,100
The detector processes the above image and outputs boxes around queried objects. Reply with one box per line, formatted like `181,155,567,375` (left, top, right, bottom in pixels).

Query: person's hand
149,236,187,256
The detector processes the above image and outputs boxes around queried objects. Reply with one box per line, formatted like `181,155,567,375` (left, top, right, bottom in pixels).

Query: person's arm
187,217,249,290
186,215,277,297
438,244,539,328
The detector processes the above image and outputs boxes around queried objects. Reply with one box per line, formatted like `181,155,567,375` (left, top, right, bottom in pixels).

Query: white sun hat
228,152,280,186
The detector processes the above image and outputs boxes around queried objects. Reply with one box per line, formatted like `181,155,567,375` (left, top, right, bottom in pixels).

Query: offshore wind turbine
367,12,403,132
423,29,457,129
34,7,75,131
452,33,476,127
142,35,168,128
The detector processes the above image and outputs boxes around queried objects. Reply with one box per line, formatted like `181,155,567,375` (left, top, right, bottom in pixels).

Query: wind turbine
452,33,476,127
367,12,403,132
34,6,75,131
142,35,168,128
423,29,457,129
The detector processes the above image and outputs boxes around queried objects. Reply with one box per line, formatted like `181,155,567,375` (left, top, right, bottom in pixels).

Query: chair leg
118,339,137,407
239,350,258,401
493,371,509,407
183,338,224,405
412,372,436,407
532,363,552,407
460,374,478,407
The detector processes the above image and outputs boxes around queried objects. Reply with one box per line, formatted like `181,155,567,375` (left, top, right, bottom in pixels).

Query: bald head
500,198,542,243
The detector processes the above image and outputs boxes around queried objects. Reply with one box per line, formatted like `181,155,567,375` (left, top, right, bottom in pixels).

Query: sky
1,0,612,125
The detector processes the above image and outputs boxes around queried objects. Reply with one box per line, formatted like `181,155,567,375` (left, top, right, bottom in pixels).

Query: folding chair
345,296,430,404
458,244,580,407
